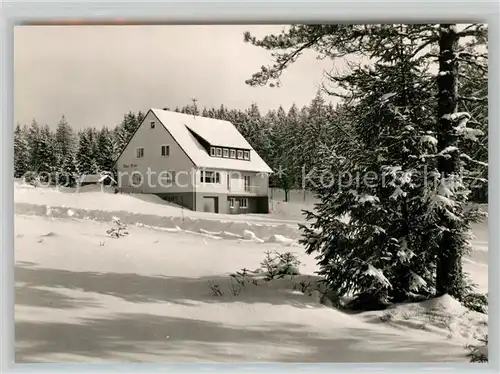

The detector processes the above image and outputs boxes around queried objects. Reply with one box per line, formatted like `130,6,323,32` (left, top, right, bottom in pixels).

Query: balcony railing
230,185,266,195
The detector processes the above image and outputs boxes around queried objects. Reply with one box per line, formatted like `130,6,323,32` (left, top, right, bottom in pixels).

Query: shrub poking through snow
106,217,129,238
260,250,301,281
293,280,314,296
208,281,223,296
466,335,488,363
229,268,258,286
229,277,245,296
462,293,488,314
228,269,250,296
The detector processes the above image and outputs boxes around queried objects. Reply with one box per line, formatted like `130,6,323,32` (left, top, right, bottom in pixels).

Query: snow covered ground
14,181,488,363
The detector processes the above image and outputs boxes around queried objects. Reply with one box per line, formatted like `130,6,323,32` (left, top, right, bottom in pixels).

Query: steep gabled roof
151,109,273,173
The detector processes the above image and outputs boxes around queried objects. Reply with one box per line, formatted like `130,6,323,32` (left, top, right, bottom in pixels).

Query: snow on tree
297,90,336,191
114,112,141,155
14,124,29,178
76,129,98,175
433,24,487,298
301,51,443,307
54,115,76,169
95,127,115,173
457,45,488,203
59,151,79,188
245,23,488,306
34,125,58,183
26,120,42,174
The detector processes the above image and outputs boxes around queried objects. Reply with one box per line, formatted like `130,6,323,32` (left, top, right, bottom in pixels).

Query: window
150,121,156,129
136,147,144,158
239,198,248,209
244,176,251,192
216,148,222,157
237,150,243,159
223,149,229,158
230,149,236,159
227,174,230,190
201,171,220,183
161,171,175,184
210,147,216,156
131,173,142,186
161,145,170,157
244,151,250,160
229,198,235,208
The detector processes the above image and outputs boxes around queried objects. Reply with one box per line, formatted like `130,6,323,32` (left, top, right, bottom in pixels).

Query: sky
14,25,338,130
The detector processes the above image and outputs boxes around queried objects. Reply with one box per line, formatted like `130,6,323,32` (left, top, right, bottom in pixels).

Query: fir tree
59,152,79,188
54,115,76,169
77,129,98,175
267,105,298,200
457,49,488,203
298,90,334,191
114,112,143,158
245,23,488,305
14,124,29,178
37,125,57,182
26,120,41,172
96,127,115,172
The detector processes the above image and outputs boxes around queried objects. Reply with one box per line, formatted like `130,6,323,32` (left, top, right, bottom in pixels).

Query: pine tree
137,111,146,126
26,120,41,173
457,48,488,203
267,105,297,200
96,127,115,172
14,124,29,178
298,90,335,190
302,46,443,306
114,112,143,158
77,129,98,175
54,115,76,169
59,152,79,188
37,125,57,182
433,24,487,298
245,23,488,305
89,127,100,170
216,104,228,120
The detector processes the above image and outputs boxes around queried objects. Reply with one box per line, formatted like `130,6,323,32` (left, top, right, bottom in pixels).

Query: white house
113,108,273,214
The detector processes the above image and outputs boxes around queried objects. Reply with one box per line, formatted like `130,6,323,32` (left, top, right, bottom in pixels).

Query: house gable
115,110,196,194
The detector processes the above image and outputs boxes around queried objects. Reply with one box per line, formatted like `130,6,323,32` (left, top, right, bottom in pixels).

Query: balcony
229,185,267,196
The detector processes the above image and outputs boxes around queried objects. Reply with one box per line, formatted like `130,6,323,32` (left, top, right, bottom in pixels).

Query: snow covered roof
150,109,273,173
80,174,116,184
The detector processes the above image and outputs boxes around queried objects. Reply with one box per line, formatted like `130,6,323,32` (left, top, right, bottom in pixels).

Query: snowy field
14,181,488,363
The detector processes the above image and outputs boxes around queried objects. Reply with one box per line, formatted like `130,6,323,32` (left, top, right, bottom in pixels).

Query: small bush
298,280,314,296
379,311,395,323
260,250,301,281
229,278,244,296
208,281,223,296
106,217,129,238
466,335,488,363
463,293,488,314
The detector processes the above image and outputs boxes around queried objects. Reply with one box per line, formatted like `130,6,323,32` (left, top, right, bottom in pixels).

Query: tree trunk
435,24,464,298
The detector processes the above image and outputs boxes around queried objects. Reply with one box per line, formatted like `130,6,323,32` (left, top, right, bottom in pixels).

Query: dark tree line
14,92,347,198
14,111,145,186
